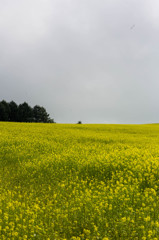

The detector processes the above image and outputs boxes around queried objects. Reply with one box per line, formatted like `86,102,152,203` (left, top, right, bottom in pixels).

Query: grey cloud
0,0,159,123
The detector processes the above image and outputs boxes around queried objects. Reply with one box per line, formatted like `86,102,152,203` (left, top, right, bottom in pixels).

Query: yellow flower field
0,122,159,239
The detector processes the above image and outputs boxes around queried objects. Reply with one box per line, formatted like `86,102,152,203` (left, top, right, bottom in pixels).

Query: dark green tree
0,100,10,121
33,105,51,123
0,102,7,121
0,100,55,123
18,102,33,122
9,101,18,122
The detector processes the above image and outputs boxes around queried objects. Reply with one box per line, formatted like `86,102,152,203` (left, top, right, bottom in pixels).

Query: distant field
0,122,159,239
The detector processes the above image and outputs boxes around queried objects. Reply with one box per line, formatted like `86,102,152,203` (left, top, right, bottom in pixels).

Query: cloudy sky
0,0,159,123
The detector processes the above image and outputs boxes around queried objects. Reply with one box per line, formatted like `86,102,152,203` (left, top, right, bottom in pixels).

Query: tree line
0,100,55,123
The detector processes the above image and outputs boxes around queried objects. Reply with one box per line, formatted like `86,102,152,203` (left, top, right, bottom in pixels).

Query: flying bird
130,24,135,30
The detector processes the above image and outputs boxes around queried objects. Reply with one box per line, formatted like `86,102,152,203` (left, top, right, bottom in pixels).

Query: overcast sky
0,0,159,123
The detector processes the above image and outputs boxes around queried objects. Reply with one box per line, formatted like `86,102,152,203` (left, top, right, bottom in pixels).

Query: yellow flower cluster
0,122,159,239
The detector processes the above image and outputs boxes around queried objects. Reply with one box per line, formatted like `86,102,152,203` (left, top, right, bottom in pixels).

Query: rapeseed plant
0,122,159,239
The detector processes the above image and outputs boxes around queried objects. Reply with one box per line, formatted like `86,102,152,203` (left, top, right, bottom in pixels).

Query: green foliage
9,101,18,122
0,102,7,121
0,100,10,121
18,102,33,122
0,100,54,123
33,105,49,123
